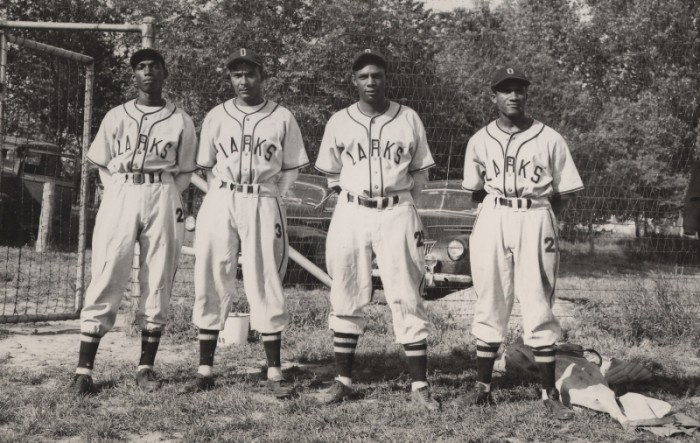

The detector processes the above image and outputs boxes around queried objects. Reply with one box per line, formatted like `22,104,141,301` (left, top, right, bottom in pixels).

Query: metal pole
0,33,7,196
0,20,146,34
4,33,93,64
141,17,156,48
75,62,94,313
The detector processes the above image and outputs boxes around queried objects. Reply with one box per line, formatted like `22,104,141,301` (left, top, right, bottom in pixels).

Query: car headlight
425,253,437,269
447,240,465,261
185,215,196,232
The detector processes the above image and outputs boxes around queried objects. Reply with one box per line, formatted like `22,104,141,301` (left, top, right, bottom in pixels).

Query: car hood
418,210,475,240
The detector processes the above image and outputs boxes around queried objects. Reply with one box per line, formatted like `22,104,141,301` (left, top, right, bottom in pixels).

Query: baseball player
71,48,197,395
315,49,439,411
456,67,584,419
179,49,310,398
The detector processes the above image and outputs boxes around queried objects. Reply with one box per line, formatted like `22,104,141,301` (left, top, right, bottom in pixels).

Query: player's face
230,63,264,106
353,64,387,105
133,59,166,95
491,80,528,120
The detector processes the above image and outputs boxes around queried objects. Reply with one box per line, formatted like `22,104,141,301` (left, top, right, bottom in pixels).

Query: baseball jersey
87,100,197,175
462,120,583,198
315,101,435,198
196,99,310,183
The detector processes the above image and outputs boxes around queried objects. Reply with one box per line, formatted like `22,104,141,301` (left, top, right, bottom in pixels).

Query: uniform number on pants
414,230,424,247
275,223,282,238
175,208,184,223
544,237,556,253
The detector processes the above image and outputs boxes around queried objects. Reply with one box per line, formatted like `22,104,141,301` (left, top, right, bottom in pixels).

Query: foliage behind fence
1,0,700,322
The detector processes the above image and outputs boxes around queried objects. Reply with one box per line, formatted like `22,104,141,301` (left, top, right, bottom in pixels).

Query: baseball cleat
265,378,295,399
178,374,215,394
543,388,575,420
450,383,494,407
70,374,95,396
410,386,441,412
135,368,161,392
318,380,353,404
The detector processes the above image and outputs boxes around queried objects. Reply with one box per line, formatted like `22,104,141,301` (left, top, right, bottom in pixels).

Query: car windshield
416,188,477,212
286,182,326,206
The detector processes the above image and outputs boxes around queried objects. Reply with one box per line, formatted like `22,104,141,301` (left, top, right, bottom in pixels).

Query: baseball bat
187,174,332,288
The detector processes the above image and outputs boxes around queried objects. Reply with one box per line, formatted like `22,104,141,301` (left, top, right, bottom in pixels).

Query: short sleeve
196,112,217,169
551,134,584,194
86,112,113,168
408,111,435,172
314,115,343,174
178,113,198,173
461,136,485,191
281,113,310,171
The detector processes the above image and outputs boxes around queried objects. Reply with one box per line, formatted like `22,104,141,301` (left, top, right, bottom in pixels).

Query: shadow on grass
610,374,700,398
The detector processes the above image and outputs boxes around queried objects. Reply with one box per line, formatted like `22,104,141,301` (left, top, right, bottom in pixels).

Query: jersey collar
348,100,399,123
489,118,543,140
125,98,174,117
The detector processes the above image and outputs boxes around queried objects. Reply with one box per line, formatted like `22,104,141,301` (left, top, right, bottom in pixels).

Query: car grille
423,240,436,255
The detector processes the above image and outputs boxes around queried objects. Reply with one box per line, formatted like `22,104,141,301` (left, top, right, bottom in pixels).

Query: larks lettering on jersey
462,120,583,198
87,100,197,174
196,99,310,184
315,101,435,198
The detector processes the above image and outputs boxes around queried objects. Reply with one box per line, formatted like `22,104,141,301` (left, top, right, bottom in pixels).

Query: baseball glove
603,358,653,386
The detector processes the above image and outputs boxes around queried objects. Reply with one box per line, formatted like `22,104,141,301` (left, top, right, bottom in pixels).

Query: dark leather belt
347,193,399,209
124,172,162,184
497,197,532,209
219,181,258,194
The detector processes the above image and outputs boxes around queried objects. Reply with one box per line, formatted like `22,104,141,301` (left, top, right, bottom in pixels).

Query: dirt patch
0,317,192,371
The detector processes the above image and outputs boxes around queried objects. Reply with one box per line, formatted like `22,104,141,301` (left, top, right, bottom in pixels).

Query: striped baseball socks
404,339,428,391
76,333,101,375
531,345,557,397
475,340,501,392
262,332,283,380
197,329,219,377
138,330,161,370
333,332,359,386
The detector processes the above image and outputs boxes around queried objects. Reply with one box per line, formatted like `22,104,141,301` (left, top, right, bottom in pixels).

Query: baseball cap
226,48,264,70
490,67,531,89
130,48,166,69
352,49,387,71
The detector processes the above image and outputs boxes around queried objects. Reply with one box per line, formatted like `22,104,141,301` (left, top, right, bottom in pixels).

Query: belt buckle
133,172,143,184
517,198,528,212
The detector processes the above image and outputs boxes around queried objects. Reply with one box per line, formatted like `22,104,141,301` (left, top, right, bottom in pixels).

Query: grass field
1,239,700,442
1,280,699,442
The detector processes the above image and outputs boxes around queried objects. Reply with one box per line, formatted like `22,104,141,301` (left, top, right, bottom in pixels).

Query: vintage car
283,175,477,295
0,135,77,242
282,174,336,283
409,180,477,297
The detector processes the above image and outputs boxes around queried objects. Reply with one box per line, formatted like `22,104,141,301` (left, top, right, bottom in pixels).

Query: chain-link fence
1,0,699,323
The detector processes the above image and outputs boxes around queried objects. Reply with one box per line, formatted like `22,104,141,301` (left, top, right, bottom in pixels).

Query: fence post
35,181,55,252
0,32,7,196
75,62,94,313
141,17,156,48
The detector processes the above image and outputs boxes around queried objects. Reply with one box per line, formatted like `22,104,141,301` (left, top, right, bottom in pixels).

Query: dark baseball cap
226,48,264,70
352,49,387,71
490,67,531,89
130,48,166,69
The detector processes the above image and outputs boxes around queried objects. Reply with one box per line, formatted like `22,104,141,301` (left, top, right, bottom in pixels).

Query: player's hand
331,185,342,195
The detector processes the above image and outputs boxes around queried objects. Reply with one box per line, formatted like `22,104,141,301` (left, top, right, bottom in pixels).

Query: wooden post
36,181,55,252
